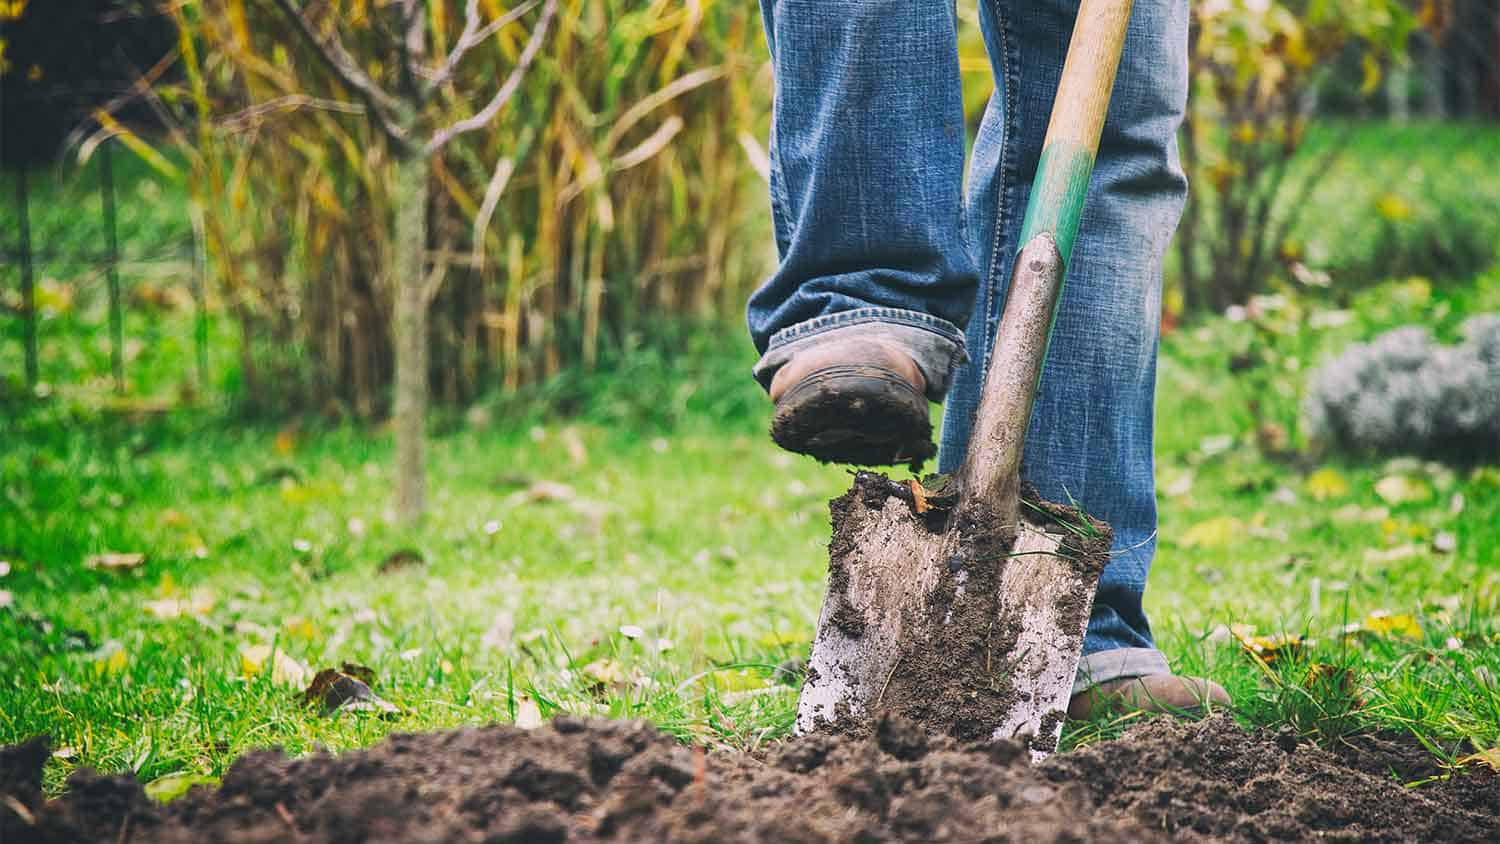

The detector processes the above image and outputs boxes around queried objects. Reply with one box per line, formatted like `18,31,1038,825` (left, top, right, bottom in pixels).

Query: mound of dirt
3,715,1495,843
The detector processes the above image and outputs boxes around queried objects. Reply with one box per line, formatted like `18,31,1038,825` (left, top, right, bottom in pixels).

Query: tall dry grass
162,0,771,415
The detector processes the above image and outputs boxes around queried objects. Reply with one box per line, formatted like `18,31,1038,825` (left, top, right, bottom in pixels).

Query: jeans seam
981,0,1018,377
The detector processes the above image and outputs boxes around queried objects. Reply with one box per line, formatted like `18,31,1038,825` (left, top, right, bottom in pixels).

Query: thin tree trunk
393,153,431,525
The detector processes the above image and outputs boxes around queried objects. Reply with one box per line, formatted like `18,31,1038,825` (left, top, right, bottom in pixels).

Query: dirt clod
5,715,1495,842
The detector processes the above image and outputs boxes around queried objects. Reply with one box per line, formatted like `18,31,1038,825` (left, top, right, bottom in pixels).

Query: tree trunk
393,153,431,525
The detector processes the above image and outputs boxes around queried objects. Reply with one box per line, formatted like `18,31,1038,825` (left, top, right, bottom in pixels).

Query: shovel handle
956,0,1134,535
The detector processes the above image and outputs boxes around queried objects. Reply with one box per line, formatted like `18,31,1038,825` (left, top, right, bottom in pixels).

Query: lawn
3,264,1500,795
3,118,1499,796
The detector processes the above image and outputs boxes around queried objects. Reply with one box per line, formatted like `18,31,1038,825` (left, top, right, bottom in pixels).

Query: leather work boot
1066,674,1232,720
768,339,935,469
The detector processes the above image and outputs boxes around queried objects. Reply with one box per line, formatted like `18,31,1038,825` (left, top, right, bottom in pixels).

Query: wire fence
2,136,208,400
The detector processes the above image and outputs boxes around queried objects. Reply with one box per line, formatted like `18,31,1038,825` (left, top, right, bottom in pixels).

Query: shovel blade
795,474,1107,758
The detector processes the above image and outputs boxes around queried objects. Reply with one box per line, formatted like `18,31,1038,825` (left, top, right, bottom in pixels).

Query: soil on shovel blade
4,714,1496,843
814,473,1112,746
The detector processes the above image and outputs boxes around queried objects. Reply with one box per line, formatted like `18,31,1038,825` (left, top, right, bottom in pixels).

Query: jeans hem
1071,647,1171,697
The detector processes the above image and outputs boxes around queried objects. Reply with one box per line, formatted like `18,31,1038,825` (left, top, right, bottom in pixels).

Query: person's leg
748,0,978,465
940,0,1195,695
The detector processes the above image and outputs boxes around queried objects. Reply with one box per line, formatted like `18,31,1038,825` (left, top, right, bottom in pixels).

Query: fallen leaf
240,644,312,686
480,611,514,651
1458,747,1500,773
581,658,626,688
1374,475,1433,506
144,772,218,804
282,616,318,641
1364,544,1425,564
1305,468,1350,501
1199,434,1235,457
1432,532,1457,554
561,427,588,466
94,647,129,677
84,552,146,572
1231,625,1305,665
1332,505,1389,524
378,548,424,574
340,662,377,684
514,480,577,504
1160,469,1194,498
909,479,930,514
514,697,544,729
143,592,216,620
300,666,400,717
1363,610,1421,640
1178,516,1243,549
707,668,770,693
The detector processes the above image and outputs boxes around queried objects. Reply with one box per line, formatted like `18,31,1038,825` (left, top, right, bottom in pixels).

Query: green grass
3,121,1500,794
3,267,1499,796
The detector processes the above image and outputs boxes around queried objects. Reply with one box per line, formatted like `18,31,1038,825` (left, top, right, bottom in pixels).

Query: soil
5,714,1494,843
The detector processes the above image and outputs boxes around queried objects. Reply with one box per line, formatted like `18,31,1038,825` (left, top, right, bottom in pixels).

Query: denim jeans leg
747,0,979,394
938,0,1191,690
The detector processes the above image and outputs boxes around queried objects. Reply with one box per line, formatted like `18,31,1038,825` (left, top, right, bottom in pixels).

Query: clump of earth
4,714,1495,842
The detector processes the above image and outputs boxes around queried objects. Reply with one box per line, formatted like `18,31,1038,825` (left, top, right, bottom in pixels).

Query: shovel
795,0,1134,757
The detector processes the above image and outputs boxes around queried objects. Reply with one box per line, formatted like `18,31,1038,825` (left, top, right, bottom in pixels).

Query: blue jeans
748,0,1188,692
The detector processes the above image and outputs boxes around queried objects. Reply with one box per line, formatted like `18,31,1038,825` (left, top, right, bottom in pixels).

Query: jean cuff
1071,647,1172,697
752,308,968,402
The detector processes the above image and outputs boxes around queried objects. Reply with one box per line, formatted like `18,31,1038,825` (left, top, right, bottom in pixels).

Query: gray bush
1303,315,1500,460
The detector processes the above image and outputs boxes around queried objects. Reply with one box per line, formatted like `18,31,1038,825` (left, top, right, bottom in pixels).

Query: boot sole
771,364,935,470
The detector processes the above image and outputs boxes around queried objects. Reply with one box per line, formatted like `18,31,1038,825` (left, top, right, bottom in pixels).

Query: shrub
1303,314,1500,460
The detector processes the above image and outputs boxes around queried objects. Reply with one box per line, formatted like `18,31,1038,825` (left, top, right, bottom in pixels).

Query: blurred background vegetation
4,0,1500,786
1,0,1497,420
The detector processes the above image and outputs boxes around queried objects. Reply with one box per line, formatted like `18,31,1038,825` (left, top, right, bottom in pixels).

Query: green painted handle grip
1016,0,1135,265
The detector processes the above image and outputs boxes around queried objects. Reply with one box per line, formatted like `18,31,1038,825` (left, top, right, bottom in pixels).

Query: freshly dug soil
5,715,1495,843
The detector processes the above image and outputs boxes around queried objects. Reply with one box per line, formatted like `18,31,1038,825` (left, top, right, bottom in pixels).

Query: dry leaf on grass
1230,624,1306,665
84,552,146,572
514,697,544,729
300,664,399,718
240,644,312,687
378,548,425,574
1361,610,1422,640
143,592,216,620
1459,747,1500,773
1364,544,1425,564
1374,474,1433,506
1178,516,1243,549
1305,467,1350,501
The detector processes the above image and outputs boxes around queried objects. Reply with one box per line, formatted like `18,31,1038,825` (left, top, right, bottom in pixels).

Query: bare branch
469,157,517,270
216,95,367,134
425,0,558,154
426,0,542,91
269,0,412,148
600,66,724,155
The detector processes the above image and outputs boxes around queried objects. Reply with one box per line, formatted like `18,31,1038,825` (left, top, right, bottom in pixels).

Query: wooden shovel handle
955,0,1134,536
1018,0,1135,265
